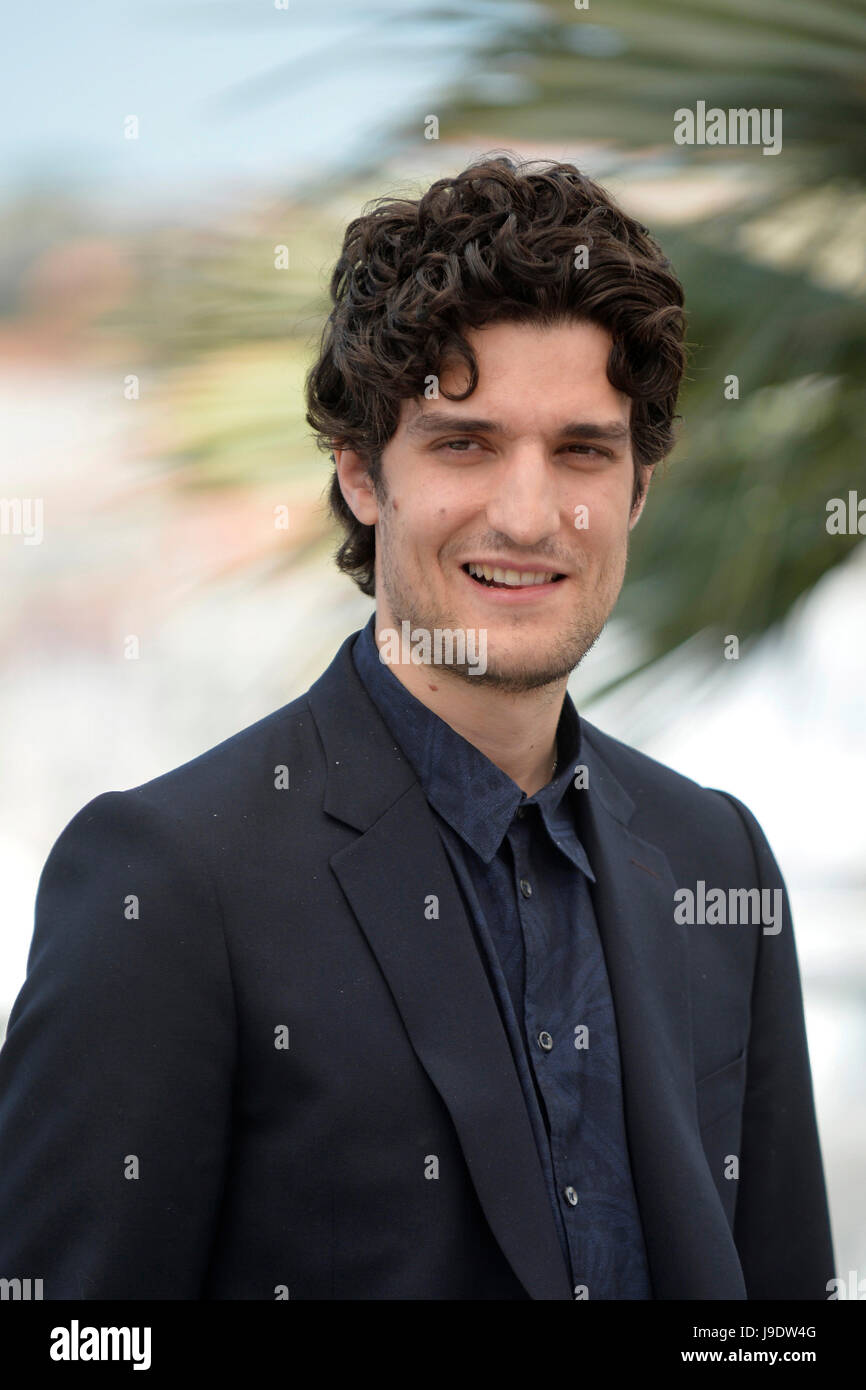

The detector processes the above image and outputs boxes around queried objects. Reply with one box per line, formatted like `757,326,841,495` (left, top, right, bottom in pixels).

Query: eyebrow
405,412,630,443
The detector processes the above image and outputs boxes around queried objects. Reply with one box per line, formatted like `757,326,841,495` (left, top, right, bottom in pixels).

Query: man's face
348,318,650,693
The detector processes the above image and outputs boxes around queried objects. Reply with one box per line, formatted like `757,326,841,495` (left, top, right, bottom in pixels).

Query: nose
482,444,562,548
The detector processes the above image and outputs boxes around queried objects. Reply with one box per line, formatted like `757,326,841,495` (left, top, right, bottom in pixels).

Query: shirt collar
351,612,594,874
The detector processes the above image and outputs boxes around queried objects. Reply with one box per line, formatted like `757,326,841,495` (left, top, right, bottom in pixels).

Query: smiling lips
464,561,564,589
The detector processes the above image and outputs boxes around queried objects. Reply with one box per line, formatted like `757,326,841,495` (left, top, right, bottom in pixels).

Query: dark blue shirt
352,613,652,1299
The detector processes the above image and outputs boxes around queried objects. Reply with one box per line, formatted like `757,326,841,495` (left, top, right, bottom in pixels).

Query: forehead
402,318,629,436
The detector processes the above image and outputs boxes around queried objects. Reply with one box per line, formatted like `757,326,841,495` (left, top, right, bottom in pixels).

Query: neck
373,618,565,797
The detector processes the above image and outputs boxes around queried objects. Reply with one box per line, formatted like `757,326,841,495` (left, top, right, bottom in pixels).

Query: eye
565,444,609,458
439,438,480,452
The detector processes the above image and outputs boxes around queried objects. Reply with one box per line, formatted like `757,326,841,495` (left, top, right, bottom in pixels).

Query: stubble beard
376,525,627,696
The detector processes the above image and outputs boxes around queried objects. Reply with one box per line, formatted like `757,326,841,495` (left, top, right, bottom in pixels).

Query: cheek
393,507,450,569
573,472,633,538
579,513,628,560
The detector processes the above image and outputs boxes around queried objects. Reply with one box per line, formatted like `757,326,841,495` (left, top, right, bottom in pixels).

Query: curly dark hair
305,152,687,597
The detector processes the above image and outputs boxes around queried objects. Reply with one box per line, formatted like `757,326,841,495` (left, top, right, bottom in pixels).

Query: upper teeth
467,563,557,586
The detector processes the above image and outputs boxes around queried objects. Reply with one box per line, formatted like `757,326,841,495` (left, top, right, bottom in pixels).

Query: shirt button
519,878,532,898
564,1186,579,1207
537,1031,554,1051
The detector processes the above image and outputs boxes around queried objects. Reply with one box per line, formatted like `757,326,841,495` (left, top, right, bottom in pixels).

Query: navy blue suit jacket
0,629,835,1298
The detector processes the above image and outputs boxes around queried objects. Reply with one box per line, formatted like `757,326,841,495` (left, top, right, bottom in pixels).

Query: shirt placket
508,810,589,1293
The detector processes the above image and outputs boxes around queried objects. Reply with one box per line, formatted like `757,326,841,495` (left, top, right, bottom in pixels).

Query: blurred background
1,0,864,1287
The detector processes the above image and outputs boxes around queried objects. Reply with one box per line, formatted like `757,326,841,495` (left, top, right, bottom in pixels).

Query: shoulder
45,690,324,873
579,717,771,865
126,690,319,815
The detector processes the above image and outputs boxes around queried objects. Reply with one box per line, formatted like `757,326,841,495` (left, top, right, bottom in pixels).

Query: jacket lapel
307,632,573,1301
577,725,747,1298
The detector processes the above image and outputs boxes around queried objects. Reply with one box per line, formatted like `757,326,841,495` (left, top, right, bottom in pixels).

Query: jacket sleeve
715,790,835,1300
0,790,236,1299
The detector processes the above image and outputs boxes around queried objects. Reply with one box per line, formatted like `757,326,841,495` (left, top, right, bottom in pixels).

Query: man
0,156,834,1300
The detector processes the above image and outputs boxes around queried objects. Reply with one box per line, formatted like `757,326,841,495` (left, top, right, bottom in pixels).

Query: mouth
460,561,567,599
462,561,566,588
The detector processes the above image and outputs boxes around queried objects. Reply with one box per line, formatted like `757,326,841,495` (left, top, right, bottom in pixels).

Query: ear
333,446,380,527
628,464,655,530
